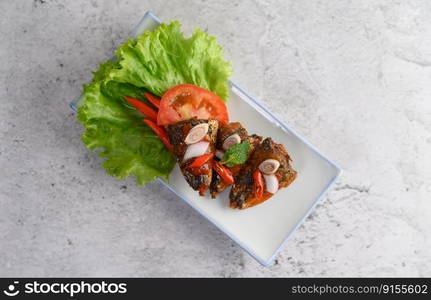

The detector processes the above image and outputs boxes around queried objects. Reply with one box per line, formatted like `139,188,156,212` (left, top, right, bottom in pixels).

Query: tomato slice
157,84,229,126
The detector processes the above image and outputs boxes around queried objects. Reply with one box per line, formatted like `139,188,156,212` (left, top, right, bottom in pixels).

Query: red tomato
157,84,229,126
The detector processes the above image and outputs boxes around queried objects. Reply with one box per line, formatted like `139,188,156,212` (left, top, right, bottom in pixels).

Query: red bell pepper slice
213,161,234,185
189,154,214,168
253,169,264,200
143,119,173,152
144,92,161,109
124,97,158,122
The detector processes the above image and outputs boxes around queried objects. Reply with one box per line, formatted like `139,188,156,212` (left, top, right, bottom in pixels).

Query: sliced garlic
184,123,209,144
222,133,241,150
258,159,280,174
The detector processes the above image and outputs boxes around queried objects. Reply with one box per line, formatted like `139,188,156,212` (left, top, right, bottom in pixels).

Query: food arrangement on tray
77,21,296,209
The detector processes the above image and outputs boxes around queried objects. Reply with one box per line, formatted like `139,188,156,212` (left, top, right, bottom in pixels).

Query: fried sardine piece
230,137,297,209
167,118,218,196
209,122,262,198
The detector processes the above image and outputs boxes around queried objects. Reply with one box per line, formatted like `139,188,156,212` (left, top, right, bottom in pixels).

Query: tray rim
70,11,342,266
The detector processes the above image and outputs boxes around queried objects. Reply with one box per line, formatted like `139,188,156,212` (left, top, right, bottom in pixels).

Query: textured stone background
1,0,430,277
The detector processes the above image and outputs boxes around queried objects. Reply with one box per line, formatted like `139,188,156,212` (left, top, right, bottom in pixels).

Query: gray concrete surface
1,0,430,277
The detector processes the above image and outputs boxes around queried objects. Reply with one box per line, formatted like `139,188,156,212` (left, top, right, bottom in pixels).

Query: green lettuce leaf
110,21,232,100
78,68,176,184
77,21,231,185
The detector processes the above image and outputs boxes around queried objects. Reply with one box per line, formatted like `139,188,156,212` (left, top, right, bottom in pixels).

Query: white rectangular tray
71,11,342,266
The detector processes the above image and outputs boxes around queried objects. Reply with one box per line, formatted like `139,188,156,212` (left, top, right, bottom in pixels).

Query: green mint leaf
221,141,250,167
